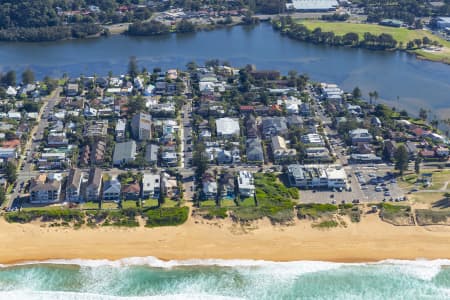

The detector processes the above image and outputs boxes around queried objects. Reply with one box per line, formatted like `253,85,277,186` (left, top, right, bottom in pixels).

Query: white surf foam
0,291,243,300
1,256,449,280
371,258,450,281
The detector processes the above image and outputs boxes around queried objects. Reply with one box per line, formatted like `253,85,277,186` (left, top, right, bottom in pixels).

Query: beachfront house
85,168,102,201
65,168,83,202
29,174,61,204
142,173,160,199
237,171,255,197
102,179,121,201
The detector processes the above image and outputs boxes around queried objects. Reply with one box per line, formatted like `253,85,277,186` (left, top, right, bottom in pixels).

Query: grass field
297,20,450,63
409,192,446,206
399,170,450,191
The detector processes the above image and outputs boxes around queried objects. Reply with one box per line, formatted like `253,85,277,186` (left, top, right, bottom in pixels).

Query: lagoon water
0,258,449,299
0,23,449,116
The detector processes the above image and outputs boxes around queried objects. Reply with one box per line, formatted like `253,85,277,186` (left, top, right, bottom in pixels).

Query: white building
216,117,240,138
102,179,121,201
287,164,347,189
437,17,450,29
287,0,338,11
131,113,152,141
0,147,17,159
142,173,160,199
238,171,255,197
115,119,126,141
301,133,325,146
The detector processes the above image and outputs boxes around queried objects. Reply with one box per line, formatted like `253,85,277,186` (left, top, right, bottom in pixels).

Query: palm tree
431,119,439,129
373,91,379,104
368,92,374,105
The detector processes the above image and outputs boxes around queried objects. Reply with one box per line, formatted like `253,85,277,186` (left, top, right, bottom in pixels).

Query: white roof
326,167,346,180
6,86,17,96
238,171,255,190
142,173,160,192
289,0,338,10
116,119,126,131
216,118,240,136
41,152,66,159
7,112,21,119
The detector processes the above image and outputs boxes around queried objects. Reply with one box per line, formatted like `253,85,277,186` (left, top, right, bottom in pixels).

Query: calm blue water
0,23,449,116
0,258,449,299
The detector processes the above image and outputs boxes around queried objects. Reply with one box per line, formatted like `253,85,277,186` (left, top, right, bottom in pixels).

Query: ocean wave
0,257,342,269
2,256,450,267
1,257,450,282
0,291,243,300
372,259,450,281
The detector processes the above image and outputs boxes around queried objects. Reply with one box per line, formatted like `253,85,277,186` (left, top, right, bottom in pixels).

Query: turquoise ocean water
0,258,449,300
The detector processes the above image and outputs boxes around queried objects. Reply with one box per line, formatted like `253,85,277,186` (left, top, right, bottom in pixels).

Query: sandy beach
1,213,450,264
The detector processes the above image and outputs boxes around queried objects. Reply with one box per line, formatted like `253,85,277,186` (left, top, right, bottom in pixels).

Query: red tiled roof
1,139,20,148
240,105,255,111
420,150,435,157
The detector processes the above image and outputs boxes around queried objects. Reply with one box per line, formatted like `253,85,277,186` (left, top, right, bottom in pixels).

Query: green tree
176,20,196,33
372,91,379,104
128,56,139,78
3,70,16,86
414,156,422,174
419,108,428,121
193,141,208,178
0,186,5,205
394,145,409,176
5,161,17,184
22,68,35,85
431,119,439,129
186,61,197,72
43,76,58,92
128,95,146,114
352,86,362,99
158,188,165,207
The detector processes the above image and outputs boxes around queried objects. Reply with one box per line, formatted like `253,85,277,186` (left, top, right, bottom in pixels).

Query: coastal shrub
104,209,140,227
267,208,295,224
201,207,228,220
415,209,450,226
231,202,295,224
254,173,296,200
4,210,83,223
4,211,34,223
380,203,414,225
380,203,410,213
230,207,266,222
287,187,299,199
85,210,109,224
240,173,297,223
349,209,361,223
145,207,189,227
297,203,338,220
312,220,339,228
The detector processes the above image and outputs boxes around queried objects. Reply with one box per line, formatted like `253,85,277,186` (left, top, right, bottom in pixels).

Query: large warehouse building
286,0,339,11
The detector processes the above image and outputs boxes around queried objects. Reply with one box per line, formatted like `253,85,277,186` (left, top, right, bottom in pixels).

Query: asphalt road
6,88,62,209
